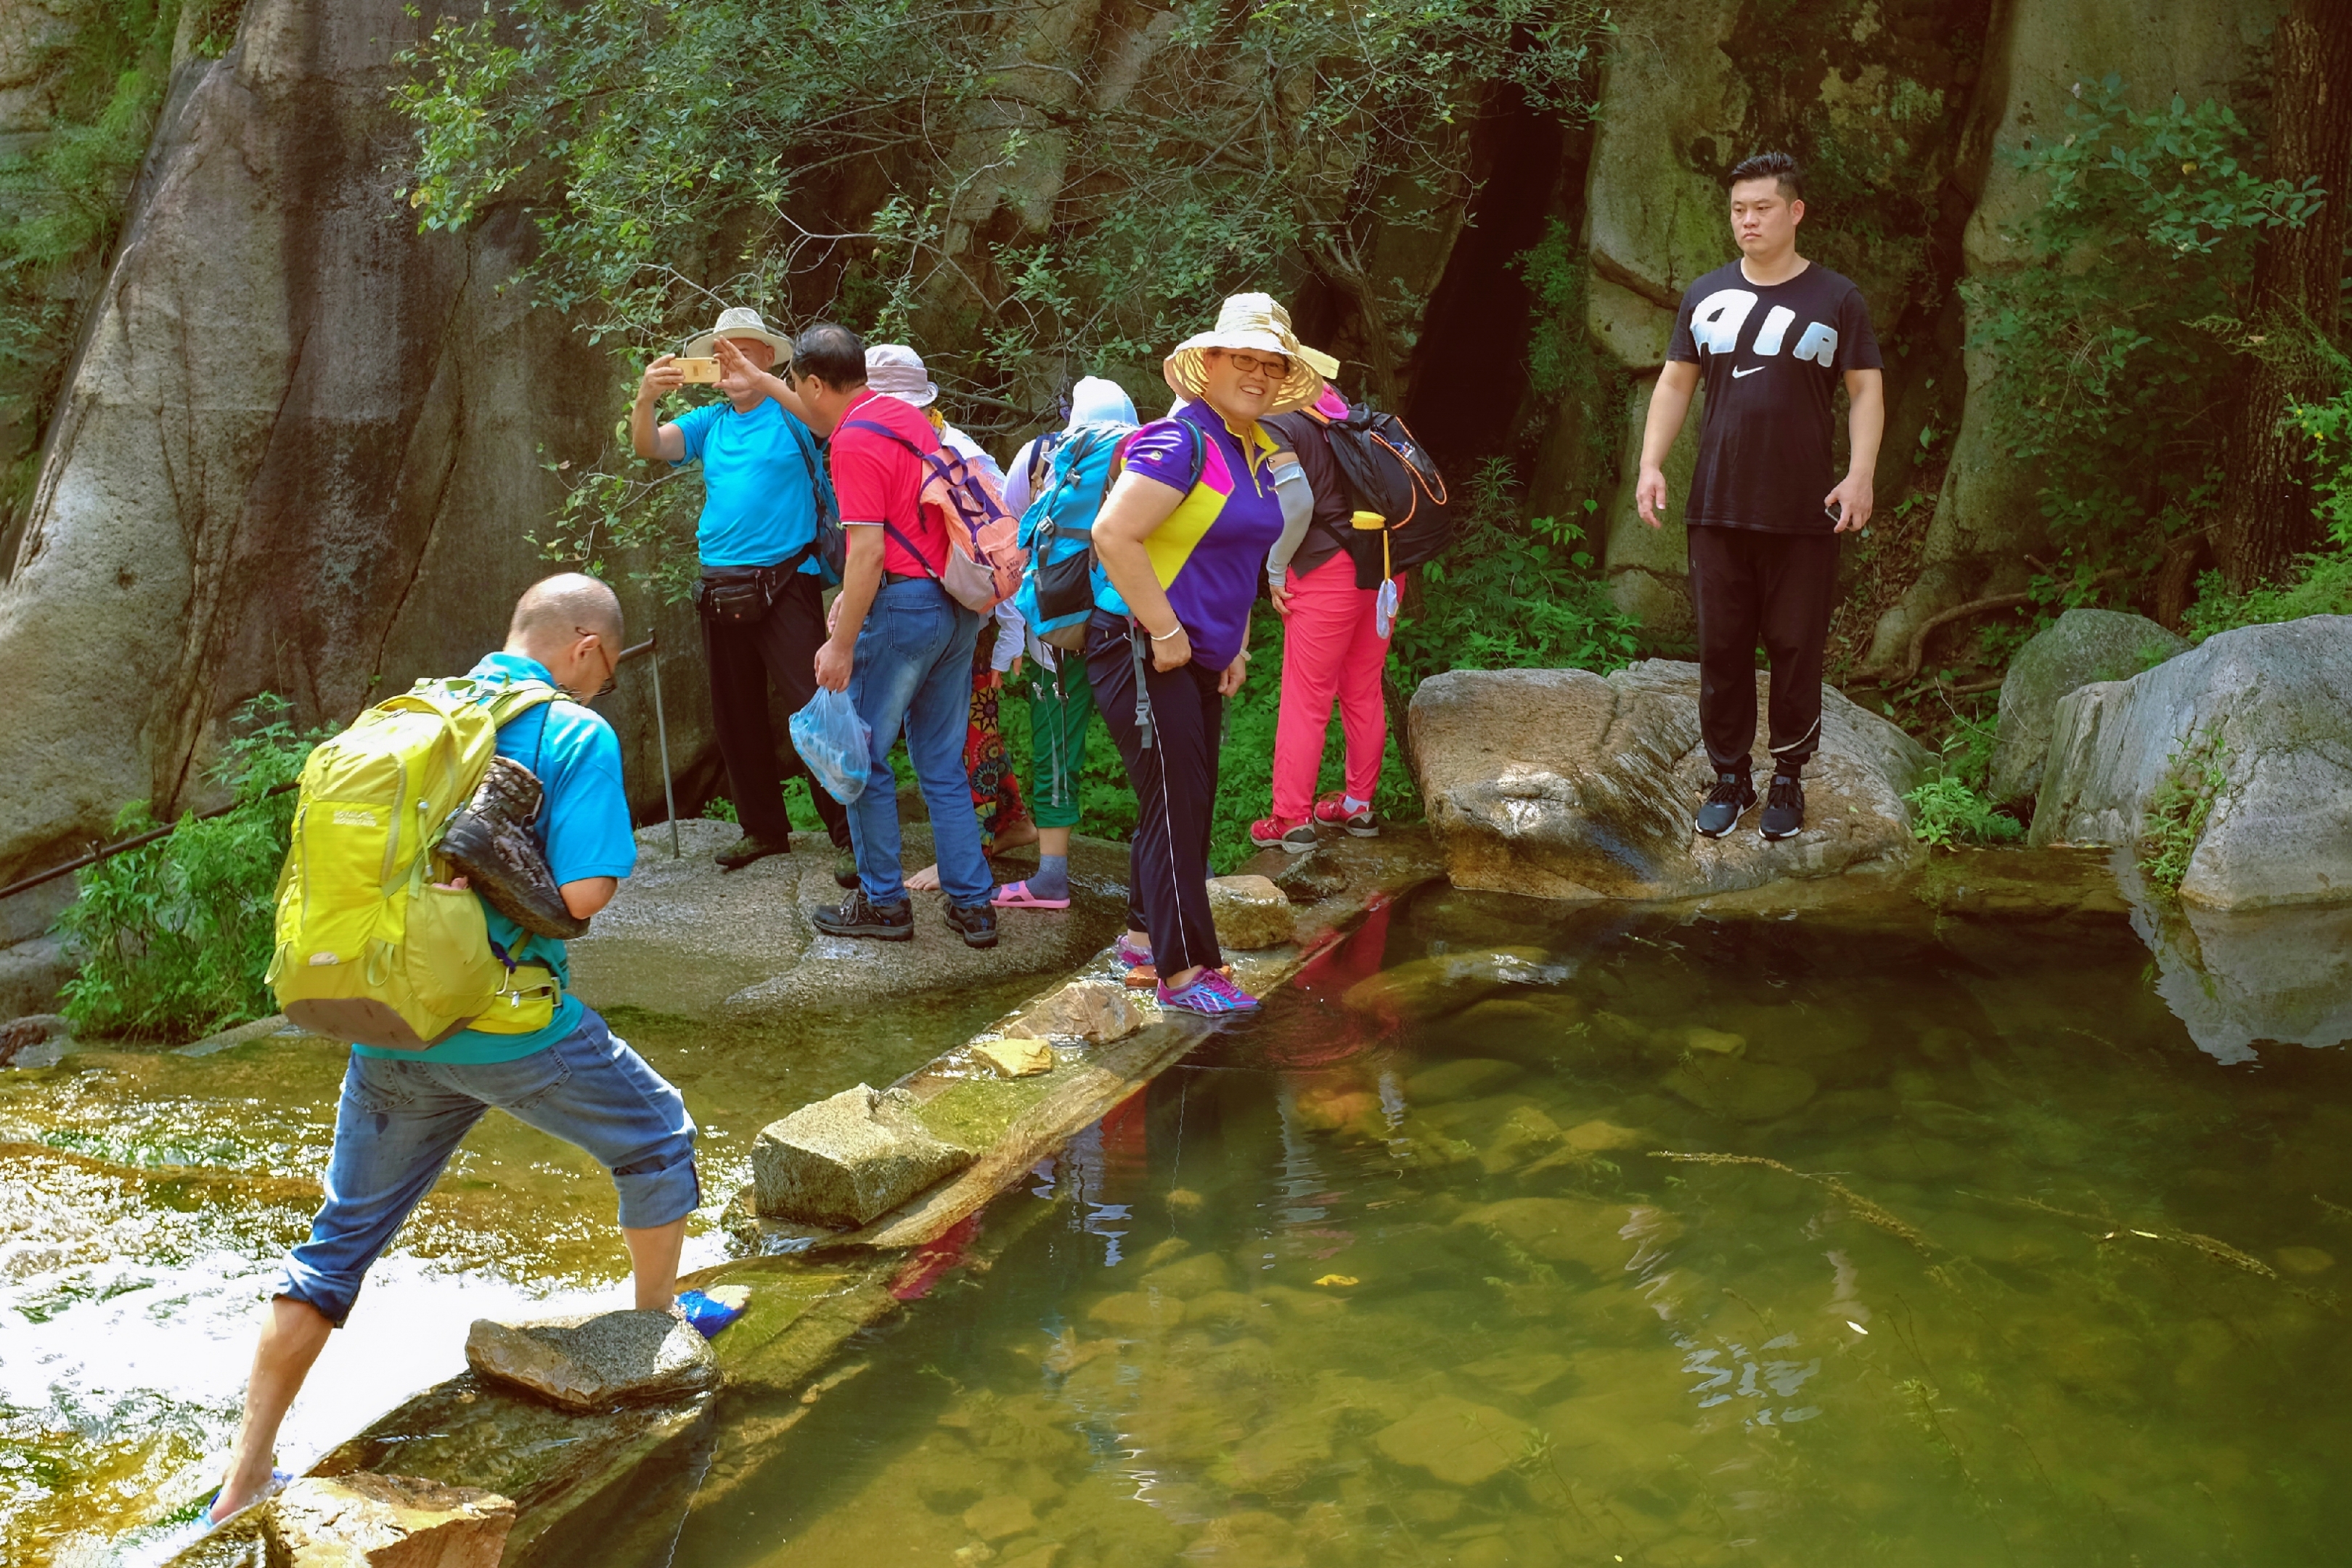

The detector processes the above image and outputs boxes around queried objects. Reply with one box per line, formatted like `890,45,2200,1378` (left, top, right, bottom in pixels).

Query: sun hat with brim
865,343,940,408
682,306,791,359
1163,293,1338,415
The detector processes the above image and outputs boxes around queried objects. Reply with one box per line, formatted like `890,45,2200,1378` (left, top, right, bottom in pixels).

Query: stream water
0,979,1044,1567
658,859,2351,1568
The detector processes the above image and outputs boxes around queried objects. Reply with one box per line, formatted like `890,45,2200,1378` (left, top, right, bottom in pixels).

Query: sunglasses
576,628,618,699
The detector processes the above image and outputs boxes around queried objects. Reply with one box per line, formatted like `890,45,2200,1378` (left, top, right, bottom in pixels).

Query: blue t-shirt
671,397,830,571
352,653,639,1065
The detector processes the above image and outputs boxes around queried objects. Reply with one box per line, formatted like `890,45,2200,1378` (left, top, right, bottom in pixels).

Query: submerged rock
1206,875,1295,950
1454,1196,1681,1275
1343,947,1558,1026
751,1084,975,1228
1662,1055,1818,1122
2032,617,2352,907
266,1472,513,1568
1408,663,1929,900
971,1037,1055,1078
1990,608,2187,806
1373,1395,1527,1486
465,1310,716,1413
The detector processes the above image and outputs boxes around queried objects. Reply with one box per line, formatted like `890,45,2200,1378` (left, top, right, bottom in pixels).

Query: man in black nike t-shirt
1636,150,1885,842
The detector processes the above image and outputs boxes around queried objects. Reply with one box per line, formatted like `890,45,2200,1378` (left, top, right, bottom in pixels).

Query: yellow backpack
266,677,560,1050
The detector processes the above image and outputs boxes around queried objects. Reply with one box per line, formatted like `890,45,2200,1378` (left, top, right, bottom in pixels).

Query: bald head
506,573,623,698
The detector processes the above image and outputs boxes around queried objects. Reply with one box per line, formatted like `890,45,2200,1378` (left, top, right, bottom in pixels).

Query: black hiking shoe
716,834,790,871
945,901,999,950
811,891,913,941
1760,773,1806,841
1694,772,1756,838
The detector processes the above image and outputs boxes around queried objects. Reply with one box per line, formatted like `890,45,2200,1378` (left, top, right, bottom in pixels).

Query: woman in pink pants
1250,388,1397,852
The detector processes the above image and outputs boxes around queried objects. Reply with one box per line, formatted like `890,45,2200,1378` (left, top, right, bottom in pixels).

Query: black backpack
1307,405,1455,584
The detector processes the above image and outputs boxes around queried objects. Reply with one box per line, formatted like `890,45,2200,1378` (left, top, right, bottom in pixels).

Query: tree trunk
2215,0,2352,591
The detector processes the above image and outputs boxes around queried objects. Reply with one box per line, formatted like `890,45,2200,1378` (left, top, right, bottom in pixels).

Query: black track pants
1686,526,1841,775
701,571,851,847
1086,617,1225,978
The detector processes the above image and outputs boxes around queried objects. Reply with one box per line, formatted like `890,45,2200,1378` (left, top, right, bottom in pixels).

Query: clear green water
664,870,2351,1568
0,983,1039,1567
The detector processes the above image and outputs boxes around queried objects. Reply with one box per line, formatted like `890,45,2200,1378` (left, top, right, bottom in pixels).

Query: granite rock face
2030,618,2352,908
264,1472,514,1567
1005,977,1146,1044
751,1084,974,1228
465,1310,717,1413
1409,662,1930,901
1989,609,2188,806
1205,875,1294,950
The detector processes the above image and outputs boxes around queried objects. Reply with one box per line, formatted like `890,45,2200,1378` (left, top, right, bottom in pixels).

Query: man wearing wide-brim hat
632,306,854,878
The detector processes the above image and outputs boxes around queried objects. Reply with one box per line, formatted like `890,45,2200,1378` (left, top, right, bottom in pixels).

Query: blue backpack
780,412,846,587
1013,420,1209,650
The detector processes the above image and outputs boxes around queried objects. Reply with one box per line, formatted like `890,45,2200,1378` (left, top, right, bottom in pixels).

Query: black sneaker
716,834,790,871
811,892,913,941
830,843,859,890
1693,772,1756,838
945,901,999,950
1760,773,1805,841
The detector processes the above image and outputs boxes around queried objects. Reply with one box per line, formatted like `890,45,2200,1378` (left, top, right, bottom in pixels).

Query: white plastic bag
790,687,873,804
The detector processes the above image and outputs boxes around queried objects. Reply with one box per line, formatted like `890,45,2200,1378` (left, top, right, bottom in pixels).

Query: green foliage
1904,719,2021,849
396,0,1610,584
54,695,318,1041
1966,75,2324,579
2139,735,2227,894
2181,373,2352,640
701,796,738,823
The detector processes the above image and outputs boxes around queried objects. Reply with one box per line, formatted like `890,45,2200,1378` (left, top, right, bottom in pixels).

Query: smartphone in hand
676,357,721,383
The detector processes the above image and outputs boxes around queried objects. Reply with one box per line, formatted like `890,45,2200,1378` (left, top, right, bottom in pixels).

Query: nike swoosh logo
1731,365,1764,378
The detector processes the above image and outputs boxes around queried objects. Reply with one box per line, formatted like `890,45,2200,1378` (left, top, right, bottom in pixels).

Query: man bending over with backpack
206,573,694,1524
1636,151,1882,841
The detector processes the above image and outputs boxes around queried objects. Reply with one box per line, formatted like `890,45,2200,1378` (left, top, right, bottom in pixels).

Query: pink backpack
841,418,1027,613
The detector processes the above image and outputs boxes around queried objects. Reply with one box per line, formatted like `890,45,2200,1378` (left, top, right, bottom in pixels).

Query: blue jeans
278,1009,698,1326
845,576,993,907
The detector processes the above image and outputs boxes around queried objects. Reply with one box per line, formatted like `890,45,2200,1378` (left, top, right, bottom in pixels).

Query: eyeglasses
1218,350,1291,379
575,628,618,699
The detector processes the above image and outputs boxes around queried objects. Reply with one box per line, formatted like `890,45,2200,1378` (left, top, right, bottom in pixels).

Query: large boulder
2030,618,2352,909
1989,609,2188,804
1408,662,1930,902
751,1083,975,1229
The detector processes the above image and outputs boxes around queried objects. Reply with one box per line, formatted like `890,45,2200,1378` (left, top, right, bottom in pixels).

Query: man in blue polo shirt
632,306,852,875
205,575,697,1524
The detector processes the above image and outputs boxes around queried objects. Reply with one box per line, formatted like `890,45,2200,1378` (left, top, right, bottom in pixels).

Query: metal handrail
0,631,685,904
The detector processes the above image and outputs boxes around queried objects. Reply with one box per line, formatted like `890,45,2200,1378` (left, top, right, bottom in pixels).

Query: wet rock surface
265,1472,515,1567
1004,978,1145,1043
1204,874,1294,950
752,1084,976,1228
1990,609,2187,806
465,1310,717,1413
2033,617,2352,907
1410,662,1930,902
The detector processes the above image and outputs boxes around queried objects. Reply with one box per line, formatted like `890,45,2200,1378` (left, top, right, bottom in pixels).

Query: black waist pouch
696,566,772,623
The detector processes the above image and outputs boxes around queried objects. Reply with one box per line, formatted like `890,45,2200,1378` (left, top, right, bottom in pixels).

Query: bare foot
993,817,1040,852
907,863,942,891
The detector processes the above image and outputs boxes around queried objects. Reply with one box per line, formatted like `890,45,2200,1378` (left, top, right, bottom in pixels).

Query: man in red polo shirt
754,322,998,947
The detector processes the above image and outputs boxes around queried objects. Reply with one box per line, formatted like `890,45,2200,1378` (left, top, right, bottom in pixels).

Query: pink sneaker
1110,932,1152,968
1157,968,1261,1015
1313,792,1379,837
1249,815,1318,853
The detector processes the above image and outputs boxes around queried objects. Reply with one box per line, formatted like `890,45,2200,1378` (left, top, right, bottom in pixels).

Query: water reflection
2118,849,2352,1063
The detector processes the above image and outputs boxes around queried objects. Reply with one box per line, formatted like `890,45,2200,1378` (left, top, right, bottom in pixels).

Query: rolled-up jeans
845,575,993,907
277,1009,698,1327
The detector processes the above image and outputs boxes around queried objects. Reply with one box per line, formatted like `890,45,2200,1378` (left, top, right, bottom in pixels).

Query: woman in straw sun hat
1085,293,1336,1016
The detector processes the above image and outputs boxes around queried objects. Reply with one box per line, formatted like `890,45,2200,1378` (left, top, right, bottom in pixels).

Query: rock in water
1373,1395,1527,1486
971,1037,1055,1077
465,1310,716,1413
265,1473,514,1568
1206,875,1295,949
1273,850,1349,902
1006,978,1146,1043
2033,617,2352,908
751,1084,974,1228
1989,609,2187,805
1662,1055,1818,1122
1408,663,1929,902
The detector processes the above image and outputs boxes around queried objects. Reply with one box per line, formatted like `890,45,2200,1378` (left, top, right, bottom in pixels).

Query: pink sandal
992,879,1071,910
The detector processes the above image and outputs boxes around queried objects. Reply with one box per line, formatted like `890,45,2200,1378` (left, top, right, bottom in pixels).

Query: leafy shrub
2139,736,2228,894
1903,722,2022,849
54,696,318,1040
2181,372,2352,640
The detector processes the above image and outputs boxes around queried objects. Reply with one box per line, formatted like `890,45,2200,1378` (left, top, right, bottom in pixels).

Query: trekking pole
621,632,683,859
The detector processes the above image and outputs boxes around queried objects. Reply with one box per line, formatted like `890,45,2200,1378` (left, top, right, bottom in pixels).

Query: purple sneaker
1157,968,1260,1015
1111,932,1152,969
